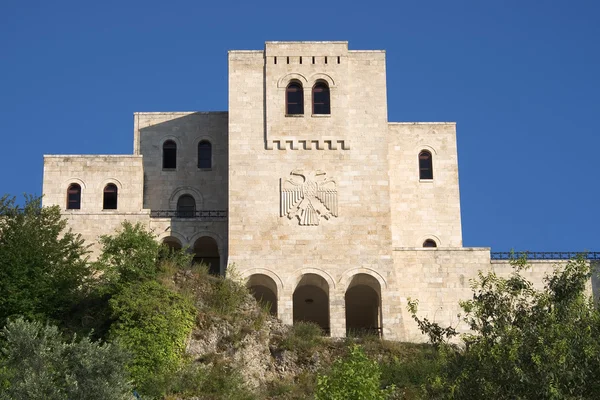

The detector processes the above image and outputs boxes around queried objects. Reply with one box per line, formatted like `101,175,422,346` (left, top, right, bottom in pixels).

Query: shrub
109,280,196,396
0,195,90,325
315,344,394,400
0,317,131,400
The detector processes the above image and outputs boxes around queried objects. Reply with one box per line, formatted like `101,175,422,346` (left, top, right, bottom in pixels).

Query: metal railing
491,252,600,260
149,209,227,220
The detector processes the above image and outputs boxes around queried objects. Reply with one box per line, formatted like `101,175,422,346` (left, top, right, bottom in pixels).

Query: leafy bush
410,255,600,399
315,344,394,400
109,280,196,397
0,195,90,325
280,321,324,357
95,221,162,289
0,317,131,400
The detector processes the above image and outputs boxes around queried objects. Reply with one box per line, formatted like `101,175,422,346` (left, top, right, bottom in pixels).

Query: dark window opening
274,56,277,64
67,184,81,210
286,56,289,64
103,184,118,210
198,141,212,169
423,239,437,248
162,140,176,169
419,151,433,180
177,195,196,218
286,81,304,115
312,82,330,115
300,56,302,64
337,56,340,64
325,56,328,64
312,56,315,64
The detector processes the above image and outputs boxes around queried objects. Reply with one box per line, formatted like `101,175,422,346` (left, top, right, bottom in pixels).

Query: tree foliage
410,255,600,399
0,195,89,325
0,317,132,400
315,344,394,400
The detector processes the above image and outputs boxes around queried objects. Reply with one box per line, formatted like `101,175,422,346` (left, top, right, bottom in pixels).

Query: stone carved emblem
280,169,338,226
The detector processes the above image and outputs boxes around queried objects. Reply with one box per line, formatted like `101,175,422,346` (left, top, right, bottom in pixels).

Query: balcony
149,209,227,220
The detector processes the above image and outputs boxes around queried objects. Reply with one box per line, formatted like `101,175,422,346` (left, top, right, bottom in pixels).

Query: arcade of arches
246,272,383,336
161,235,221,276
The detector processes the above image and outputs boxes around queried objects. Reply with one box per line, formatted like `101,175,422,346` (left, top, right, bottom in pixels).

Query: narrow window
300,56,302,64
419,151,433,180
177,195,196,218
312,81,330,115
286,56,289,64
423,239,437,248
286,81,304,115
325,56,328,64
66,183,81,210
312,56,315,64
103,184,118,210
198,141,212,169
337,56,340,64
274,56,277,64
162,140,176,169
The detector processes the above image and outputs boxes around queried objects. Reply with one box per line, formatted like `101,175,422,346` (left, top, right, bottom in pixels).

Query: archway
293,273,330,334
162,236,182,251
193,236,220,275
345,274,382,336
247,274,277,316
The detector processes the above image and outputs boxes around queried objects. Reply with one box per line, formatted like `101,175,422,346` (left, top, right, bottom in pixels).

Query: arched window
103,184,118,210
162,140,177,169
312,81,330,115
177,195,196,218
423,239,437,248
419,151,433,180
66,184,81,210
286,81,304,115
198,141,212,169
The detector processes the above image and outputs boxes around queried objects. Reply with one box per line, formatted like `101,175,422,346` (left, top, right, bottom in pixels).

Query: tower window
177,195,196,218
423,239,437,248
162,140,176,169
286,81,304,115
198,141,212,169
312,81,330,115
103,184,118,210
66,183,81,210
419,151,433,180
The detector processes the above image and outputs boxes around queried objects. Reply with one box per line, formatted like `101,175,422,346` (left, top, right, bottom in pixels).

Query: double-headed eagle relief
280,169,338,226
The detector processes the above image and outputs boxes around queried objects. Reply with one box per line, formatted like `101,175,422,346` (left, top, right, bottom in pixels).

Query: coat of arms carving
280,169,338,226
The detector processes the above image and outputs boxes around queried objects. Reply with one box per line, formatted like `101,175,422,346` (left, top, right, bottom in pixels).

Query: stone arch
418,144,438,156
190,231,222,275
100,178,123,190
169,187,203,210
64,177,87,190
277,72,308,88
308,73,336,88
240,268,284,293
157,230,187,248
159,135,182,149
293,273,330,334
418,234,442,248
294,268,336,291
344,273,382,336
339,267,388,290
161,236,182,251
247,273,278,316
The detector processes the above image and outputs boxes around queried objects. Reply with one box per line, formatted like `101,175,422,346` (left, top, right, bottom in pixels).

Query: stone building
42,41,595,341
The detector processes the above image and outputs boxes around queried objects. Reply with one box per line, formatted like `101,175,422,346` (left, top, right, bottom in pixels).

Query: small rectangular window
312,56,315,64
287,56,289,64
274,57,277,64
299,56,302,64
337,56,340,64
325,56,328,64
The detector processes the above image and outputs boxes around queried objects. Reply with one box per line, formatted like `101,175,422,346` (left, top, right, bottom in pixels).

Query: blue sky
1,0,598,251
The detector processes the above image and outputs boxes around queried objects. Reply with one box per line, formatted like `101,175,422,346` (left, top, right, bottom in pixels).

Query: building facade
42,41,594,341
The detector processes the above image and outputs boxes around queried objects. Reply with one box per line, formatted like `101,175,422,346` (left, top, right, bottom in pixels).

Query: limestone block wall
388,123,462,248
42,155,149,257
134,112,228,211
228,42,397,337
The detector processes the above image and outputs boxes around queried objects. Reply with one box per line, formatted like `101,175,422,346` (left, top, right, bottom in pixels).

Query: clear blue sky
1,0,598,252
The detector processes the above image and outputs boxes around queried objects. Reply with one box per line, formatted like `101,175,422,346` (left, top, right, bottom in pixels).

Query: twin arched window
163,140,177,169
67,184,81,210
66,183,118,210
103,184,118,210
285,80,330,115
198,141,212,169
419,151,433,180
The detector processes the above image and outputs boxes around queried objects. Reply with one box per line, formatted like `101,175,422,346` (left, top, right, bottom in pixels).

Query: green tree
315,344,394,400
0,317,132,400
0,195,90,325
409,255,600,399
